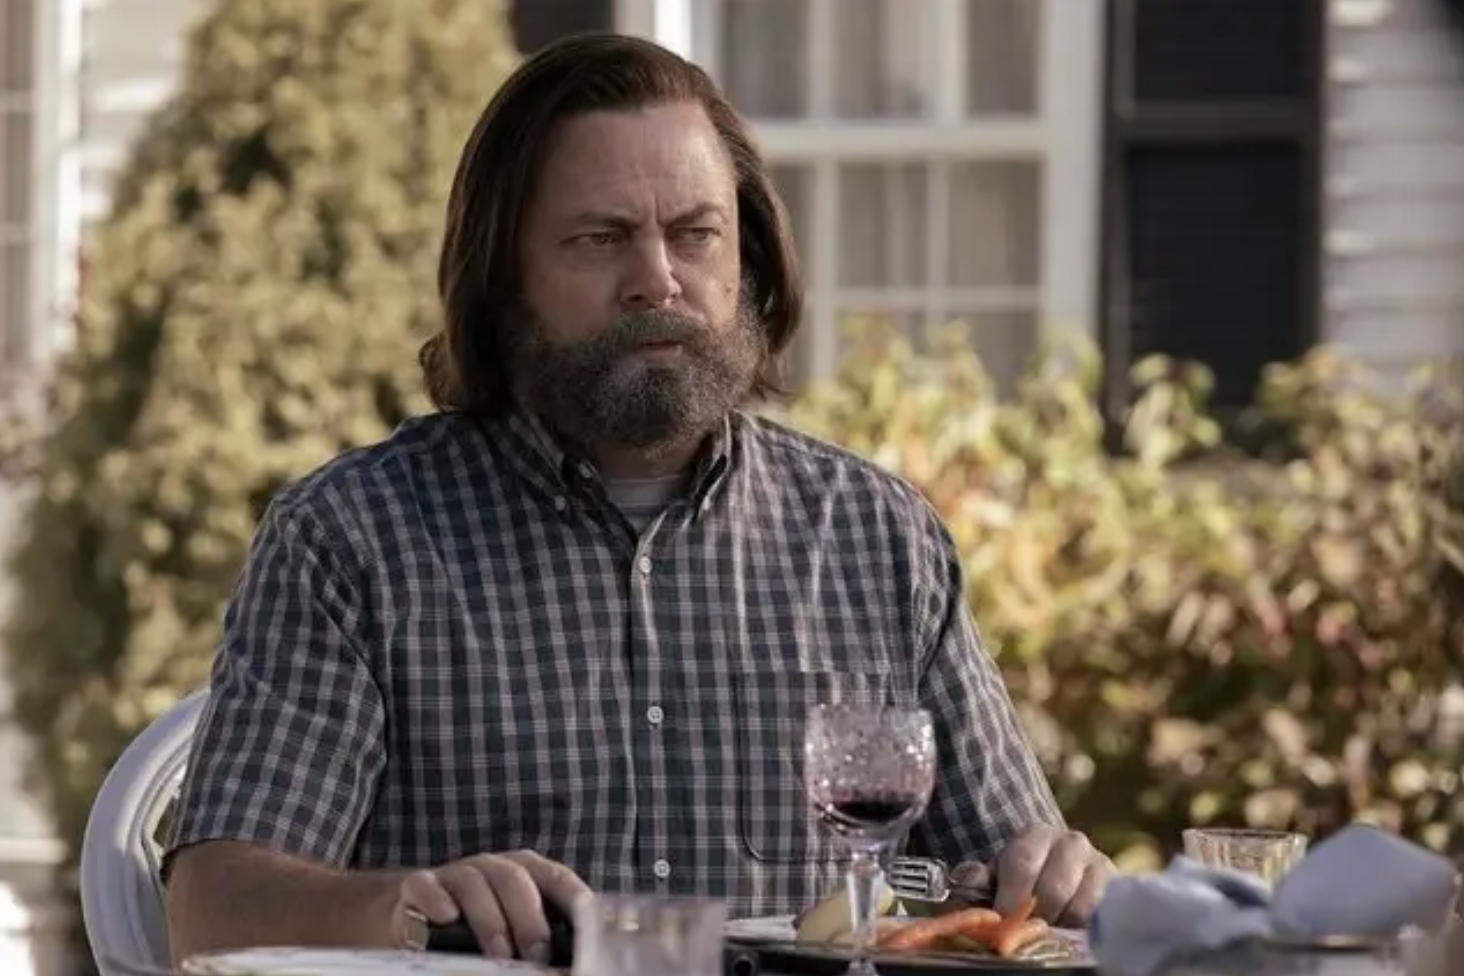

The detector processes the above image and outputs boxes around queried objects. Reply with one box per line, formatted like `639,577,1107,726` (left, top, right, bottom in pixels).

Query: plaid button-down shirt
167,410,1061,918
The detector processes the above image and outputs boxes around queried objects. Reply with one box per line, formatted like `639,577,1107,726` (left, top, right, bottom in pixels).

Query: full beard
505,296,764,456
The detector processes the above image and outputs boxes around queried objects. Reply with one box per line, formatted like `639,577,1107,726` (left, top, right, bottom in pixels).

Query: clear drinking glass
804,704,938,976
1183,828,1309,886
571,893,727,976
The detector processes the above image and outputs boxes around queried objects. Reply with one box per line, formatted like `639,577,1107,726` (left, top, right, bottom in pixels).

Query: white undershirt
603,472,688,533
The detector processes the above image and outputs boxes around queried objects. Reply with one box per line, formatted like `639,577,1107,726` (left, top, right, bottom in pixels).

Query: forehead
532,101,737,217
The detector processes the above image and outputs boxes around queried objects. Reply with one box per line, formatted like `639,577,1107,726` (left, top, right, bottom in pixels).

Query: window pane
944,310,1039,394
782,304,817,390
947,161,1042,288
833,0,929,119
1,0,34,94
1,240,29,368
1131,0,1317,103
718,0,809,118
1124,145,1308,408
767,164,813,282
1,107,30,227
837,164,928,288
509,0,613,53
965,0,1040,115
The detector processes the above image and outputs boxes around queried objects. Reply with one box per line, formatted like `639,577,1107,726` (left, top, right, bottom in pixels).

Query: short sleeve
163,494,387,876
908,505,1065,863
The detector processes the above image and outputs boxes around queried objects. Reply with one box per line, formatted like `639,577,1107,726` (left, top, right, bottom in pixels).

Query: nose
619,236,682,311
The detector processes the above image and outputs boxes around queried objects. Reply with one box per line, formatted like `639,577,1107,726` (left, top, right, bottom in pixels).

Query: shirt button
652,858,671,880
637,555,652,576
577,462,595,480
646,704,664,726
552,496,567,513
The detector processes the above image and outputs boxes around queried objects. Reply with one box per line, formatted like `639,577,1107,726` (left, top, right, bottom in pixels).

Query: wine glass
804,703,937,976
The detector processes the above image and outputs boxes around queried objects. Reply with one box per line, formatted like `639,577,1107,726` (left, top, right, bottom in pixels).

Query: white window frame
619,0,1103,382
14,0,84,374
1,0,35,374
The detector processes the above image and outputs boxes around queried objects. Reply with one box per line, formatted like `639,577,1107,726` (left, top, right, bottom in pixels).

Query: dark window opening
509,0,614,54
1099,0,1325,426
1124,144,1309,408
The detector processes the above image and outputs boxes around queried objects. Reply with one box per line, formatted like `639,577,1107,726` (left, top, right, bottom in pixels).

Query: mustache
598,309,712,352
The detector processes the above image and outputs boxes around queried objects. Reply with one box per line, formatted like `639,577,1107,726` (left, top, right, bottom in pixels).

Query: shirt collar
499,410,737,513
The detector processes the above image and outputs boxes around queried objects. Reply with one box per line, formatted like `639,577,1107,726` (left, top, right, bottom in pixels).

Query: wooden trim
755,121,1045,162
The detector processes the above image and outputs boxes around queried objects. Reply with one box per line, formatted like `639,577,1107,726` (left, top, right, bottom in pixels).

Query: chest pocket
735,669,893,864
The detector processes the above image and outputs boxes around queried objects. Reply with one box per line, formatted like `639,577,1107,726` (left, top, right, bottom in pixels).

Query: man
163,32,1114,965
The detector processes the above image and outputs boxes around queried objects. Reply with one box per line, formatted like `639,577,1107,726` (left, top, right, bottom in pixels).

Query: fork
887,855,996,906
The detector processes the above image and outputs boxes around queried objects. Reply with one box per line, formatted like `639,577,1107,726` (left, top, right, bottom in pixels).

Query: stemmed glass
804,703,937,976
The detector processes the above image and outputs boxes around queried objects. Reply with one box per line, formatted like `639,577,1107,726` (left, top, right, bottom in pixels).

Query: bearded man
162,31,1114,966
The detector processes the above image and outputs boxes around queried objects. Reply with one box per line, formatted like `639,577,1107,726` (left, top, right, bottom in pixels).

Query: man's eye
678,227,719,244
576,231,620,247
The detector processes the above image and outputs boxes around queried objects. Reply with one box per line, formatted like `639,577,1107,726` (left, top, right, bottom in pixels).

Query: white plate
180,947,555,975
723,915,1094,973
725,914,803,942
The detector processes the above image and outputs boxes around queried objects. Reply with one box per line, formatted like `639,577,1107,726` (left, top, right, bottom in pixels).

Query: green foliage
787,322,1464,869
0,0,517,910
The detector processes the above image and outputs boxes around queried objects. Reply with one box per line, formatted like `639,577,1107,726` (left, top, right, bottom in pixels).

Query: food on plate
876,896,1048,959
793,884,898,944
791,889,1057,961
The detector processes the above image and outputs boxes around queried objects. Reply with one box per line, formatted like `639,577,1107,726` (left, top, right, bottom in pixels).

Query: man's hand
395,850,593,962
984,826,1114,926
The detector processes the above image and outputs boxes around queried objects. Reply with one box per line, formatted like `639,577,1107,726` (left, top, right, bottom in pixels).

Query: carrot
954,910,1008,945
980,895,1038,955
876,907,1001,952
993,918,1050,959
1006,895,1038,925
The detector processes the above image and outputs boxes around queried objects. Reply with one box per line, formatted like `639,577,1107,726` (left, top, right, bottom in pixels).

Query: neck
591,435,704,481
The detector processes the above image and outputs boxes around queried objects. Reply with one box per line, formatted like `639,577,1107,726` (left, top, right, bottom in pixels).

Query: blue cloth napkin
1089,824,1460,976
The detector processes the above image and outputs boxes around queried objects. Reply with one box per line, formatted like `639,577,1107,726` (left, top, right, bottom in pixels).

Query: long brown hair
421,32,803,417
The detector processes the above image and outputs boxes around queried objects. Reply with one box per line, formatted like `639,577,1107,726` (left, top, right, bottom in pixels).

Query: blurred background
1,0,1462,972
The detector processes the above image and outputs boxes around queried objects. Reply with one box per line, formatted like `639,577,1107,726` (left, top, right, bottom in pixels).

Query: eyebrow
568,202,729,228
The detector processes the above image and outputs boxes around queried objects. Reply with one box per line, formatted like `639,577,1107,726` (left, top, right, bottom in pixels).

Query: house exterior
0,0,1461,970
1327,0,1464,388
1100,0,1464,413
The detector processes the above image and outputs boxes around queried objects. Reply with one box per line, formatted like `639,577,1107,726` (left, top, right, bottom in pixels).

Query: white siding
1325,0,1464,385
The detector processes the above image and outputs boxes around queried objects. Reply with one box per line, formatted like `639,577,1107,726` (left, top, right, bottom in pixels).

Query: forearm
166,840,410,963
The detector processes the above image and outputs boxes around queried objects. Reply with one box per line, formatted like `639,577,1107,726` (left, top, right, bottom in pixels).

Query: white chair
79,689,208,976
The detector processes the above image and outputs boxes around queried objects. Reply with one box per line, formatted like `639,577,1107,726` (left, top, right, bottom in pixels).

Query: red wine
817,792,923,838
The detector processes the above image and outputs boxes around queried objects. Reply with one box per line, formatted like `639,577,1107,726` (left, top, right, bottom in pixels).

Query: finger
994,831,1053,916
948,860,995,904
436,861,514,958
1058,859,1114,928
1031,834,1091,922
501,850,595,913
479,856,551,959
398,869,461,924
